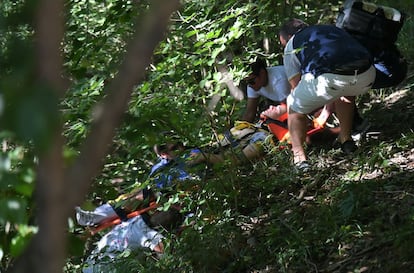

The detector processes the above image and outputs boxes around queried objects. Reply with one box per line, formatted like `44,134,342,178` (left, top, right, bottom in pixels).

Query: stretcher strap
88,202,159,235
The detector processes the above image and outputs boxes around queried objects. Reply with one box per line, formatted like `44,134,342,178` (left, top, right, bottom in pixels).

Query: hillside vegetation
0,0,413,273
69,74,414,273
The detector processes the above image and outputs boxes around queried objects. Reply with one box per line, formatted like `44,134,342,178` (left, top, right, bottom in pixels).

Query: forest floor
242,74,414,273
70,73,414,273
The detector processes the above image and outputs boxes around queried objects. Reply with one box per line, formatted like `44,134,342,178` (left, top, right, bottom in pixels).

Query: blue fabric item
149,157,170,177
372,47,407,89
292,25,372,77
190,148,201,154
149,154,194,189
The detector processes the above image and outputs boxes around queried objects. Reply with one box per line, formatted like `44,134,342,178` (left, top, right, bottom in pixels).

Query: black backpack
336,0,405,54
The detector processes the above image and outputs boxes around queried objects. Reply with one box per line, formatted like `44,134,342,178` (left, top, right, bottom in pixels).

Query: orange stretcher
88,202,159,235
261,112,326,143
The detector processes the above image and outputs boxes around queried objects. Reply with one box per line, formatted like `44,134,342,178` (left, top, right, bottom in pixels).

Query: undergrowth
68,82,414,273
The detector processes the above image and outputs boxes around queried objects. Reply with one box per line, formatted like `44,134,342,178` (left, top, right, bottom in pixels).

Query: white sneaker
75,207,104,226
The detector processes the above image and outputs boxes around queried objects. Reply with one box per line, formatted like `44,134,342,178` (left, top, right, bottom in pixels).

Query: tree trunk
6,1,180,273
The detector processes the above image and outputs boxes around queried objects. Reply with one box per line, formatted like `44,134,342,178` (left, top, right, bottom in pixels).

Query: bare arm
242,97,259,122
288,74,301,90
313,103,334,128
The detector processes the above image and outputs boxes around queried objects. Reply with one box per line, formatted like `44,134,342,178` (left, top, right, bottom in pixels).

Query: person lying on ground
79,143,199,272
75,123,276,227
75,142,200,227
79,126,277,272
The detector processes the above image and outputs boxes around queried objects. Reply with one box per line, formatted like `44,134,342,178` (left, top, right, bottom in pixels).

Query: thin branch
66,0,181,211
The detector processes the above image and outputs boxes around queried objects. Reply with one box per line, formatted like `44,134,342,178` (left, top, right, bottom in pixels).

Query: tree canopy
1,0,413,272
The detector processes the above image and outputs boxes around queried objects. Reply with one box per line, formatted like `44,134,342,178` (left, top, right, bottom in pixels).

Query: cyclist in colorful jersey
79,135,276,272
75,142,201,227
75,128,275,227
278,18,375,171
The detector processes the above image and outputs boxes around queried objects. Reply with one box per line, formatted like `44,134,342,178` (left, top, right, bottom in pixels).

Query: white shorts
287,66,376,114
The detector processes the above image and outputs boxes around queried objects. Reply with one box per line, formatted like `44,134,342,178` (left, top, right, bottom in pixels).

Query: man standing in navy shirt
278,18,375,171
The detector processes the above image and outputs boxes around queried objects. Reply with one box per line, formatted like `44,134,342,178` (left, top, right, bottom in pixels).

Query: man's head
246,58,268,91
154,142,185,159
278,18,309,46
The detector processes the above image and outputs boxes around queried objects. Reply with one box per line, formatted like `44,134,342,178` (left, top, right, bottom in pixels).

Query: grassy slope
140,74,414,273
70,73,414,273
236,73,414,272
158,74,414,273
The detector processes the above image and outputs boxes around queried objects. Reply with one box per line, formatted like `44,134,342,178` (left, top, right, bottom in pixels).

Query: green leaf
10,224,37,257
339,192,357,219
0,198,28,225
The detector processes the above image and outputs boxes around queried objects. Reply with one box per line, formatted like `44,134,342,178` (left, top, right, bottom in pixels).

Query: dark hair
154,142,184,156
279,18,309,41
250,58,267,76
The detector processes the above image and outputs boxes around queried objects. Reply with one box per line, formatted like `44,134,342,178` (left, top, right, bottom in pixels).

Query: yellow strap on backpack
229,121,256,140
